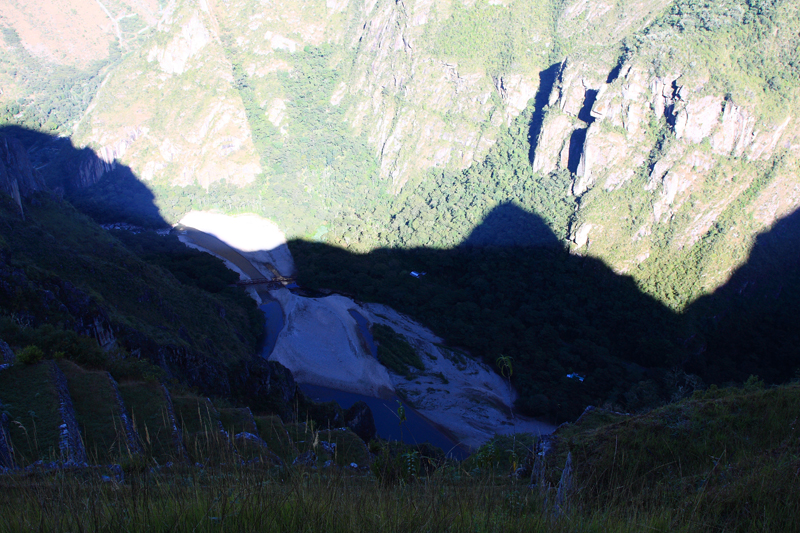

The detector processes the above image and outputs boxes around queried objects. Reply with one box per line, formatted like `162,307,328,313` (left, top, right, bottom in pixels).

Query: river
299,384,469,460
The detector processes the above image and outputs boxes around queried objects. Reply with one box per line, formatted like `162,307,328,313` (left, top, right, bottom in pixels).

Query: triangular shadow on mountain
290,203,689,422
460,202,560,248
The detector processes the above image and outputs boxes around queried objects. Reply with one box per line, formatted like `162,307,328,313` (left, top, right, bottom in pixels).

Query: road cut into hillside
178,211,555,450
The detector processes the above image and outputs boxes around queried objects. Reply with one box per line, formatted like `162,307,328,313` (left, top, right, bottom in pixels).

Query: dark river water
299,384,469,460
257,291,284,358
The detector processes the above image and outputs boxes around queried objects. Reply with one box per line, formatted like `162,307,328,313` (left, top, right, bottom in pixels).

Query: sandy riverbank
268,290,396,398
358,303,555,449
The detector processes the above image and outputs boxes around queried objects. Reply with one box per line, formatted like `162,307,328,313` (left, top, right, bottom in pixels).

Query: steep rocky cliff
534,16,800,303
72,0,262,190
0,134,45,214
3,0,799,307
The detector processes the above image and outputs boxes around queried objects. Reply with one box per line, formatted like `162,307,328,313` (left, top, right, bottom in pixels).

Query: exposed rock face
674,95,723,143
333,1,541,189
574,128,640,195
74,1,262,192
51,362,88,466
0,134,45,213
6,0,795,302
710,101,756,157
75,148,114,189
558,60,796,207
540,54,797,279
532,110,582,175
74,127,149,188
148,15,211,75
76,0,550,196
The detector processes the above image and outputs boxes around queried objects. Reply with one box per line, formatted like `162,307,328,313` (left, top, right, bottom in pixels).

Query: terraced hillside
0,359,369,469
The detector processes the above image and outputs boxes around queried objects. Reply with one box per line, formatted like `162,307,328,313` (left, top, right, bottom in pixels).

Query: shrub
17,345,44,365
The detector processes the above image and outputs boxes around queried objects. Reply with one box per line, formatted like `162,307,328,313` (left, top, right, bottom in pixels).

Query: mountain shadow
293,202,800,422
6,125,800,427
291,205,689,422
685,208,800,385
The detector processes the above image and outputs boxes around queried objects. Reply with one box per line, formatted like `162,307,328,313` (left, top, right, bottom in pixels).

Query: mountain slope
42,0,796,310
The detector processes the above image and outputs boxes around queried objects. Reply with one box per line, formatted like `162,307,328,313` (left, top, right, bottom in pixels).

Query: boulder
345,401,377,442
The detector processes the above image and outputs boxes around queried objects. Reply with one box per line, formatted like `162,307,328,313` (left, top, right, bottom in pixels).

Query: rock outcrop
344,401,377,443
107,373,143,455
51,362,88,466
0,339,14,365
74,1,262,192
160,383,189,462
232,358,299,422
0,134,45,214
534,52,798,291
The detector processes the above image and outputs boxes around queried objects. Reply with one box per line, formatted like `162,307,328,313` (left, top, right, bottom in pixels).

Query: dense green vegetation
218,41,385,237
57,360,126,463
0,363,62,464
2,0,799,440
110,230,240,293
1,2,800,520
330,102,575,250
371,324,424,379
1,193,261,354
642,0,800,119
545,379,800,529
427,1,555,75
0,190,263,396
